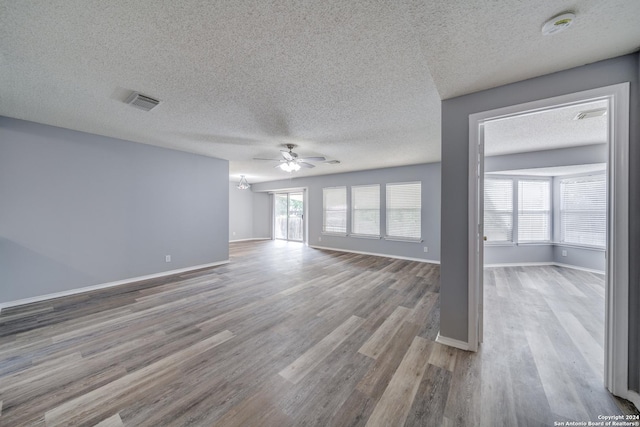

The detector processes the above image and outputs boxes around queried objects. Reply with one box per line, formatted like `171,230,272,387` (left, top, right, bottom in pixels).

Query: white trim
0,260,230,312
309,245,440,265
229,238,271,243
552,262,605,275
485,262,553,268
468,83,630,399
484,261,605,275
435,332,470,351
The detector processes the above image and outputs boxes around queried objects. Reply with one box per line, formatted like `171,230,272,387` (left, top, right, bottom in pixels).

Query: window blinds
560,173,606,247
518,180,551,242
484,178,513,242
386,182,421,240
352,185,380,236
322,187,347,234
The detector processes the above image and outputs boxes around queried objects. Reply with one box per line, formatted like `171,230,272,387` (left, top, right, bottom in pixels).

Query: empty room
1,1,639,426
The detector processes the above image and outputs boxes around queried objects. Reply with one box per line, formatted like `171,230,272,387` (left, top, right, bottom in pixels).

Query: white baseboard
435,332,470,351
309,245,440,265
484,261,604,275
551,262,605,275
484,262,552,268
229,237,271,243
0,260,230,312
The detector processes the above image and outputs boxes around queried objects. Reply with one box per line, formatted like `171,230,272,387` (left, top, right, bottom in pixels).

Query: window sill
350,234,381,240
517,242,552,246
384,236,423,243
321,232,347,237
485,242,516,247
552,242,606,252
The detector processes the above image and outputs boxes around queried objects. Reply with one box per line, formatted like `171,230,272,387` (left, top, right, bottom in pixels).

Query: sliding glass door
275,192,304,242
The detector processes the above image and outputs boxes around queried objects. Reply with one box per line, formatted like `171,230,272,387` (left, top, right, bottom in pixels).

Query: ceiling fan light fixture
280,161,301,173
237,175,250,190
542,12,575,36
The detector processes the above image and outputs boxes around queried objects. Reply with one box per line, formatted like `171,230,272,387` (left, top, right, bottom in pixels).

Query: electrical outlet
561,250,567,257
423,246,429,253
318,236,322,242
165,255,171,262
232,231,236,236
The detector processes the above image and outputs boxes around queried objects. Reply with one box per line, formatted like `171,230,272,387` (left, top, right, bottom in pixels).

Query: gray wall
229,182,255,241
440,53,638,392
552,245,605,272
485,144,607,172
229,183,272,241
252,192,271,239
251,163,441,262
0,117,229,304
484,146,607,271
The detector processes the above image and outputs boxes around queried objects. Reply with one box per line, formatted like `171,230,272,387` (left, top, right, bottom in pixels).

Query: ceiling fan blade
298,156,326,162
298,162,315,168
281,151,294,161
253,157,281,161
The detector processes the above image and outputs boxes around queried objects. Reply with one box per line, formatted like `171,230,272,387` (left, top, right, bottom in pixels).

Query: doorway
468,83,630,400
275,192,305,242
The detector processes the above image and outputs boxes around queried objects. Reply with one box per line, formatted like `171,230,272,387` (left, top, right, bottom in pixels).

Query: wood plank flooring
0,240,637,426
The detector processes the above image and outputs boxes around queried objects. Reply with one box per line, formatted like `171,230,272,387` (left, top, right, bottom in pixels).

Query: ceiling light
574,108,607,120
542,12,575,36
280,161,301,173
237,175,250,190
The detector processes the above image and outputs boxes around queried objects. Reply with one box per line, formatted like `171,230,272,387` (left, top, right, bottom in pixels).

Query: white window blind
352,185,380,236
518,179,551,242
560,173,606,247
484,178,513,242
386,182,421,240
323,187,347,234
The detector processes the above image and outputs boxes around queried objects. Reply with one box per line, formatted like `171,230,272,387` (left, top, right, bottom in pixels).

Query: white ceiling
484,100,608,156
1,1,639,183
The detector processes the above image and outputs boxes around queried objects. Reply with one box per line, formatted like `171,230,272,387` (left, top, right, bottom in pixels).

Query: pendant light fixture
237,175,250,190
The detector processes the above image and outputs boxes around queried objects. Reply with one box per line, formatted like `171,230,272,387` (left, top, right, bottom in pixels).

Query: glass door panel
288,192,304,242
275,194,288,240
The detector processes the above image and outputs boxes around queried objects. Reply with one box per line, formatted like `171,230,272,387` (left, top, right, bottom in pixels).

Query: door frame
272,188,307,243
467,83,630,399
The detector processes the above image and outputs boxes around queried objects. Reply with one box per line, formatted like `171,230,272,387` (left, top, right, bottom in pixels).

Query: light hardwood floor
0,241,636,426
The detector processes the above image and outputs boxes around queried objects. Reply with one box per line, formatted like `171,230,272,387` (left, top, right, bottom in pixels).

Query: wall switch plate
424,246,428,253
165,255,171,262
561,250,567,257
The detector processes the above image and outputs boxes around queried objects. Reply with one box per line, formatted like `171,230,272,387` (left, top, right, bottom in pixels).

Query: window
351,185,380,237
518,179,551,242
484,178,513,242
386,182,421,240
560,173,606,247
322,187,347,234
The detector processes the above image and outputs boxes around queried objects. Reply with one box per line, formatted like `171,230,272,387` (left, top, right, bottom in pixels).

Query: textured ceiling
1,1,639,183
484,100,608,156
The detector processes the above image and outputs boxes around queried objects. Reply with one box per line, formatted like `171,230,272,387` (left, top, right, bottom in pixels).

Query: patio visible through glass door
275,192,304,242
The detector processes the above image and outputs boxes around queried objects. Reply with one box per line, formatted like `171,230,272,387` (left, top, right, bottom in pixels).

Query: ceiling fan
253,144,326,172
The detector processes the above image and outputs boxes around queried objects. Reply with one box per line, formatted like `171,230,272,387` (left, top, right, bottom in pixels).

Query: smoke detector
542,12,575,36
125,92,160,111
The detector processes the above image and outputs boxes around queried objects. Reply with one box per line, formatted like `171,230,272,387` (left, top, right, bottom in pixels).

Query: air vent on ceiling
573,108,607,120
125,92,160,111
